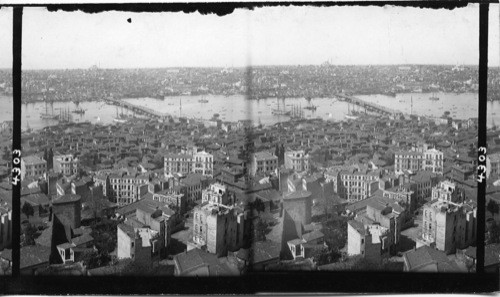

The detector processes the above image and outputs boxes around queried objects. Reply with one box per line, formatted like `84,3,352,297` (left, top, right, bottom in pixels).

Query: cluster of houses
15,107,481,274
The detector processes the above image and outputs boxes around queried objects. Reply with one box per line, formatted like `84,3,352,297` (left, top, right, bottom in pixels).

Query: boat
40,100,59,119
198,95,209,103
429,93,439,101
72,108,85,114
345,113,359,120
345,104,360,120
272,97,290,116
113,106,128,123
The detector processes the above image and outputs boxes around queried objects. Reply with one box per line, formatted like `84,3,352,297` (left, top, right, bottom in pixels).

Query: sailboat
113,106,128,124
272,97,290,116
198,95,209,103
429,92,439,101
59,107,72,123
40,100,59,119
304,97,317,110
345,103,359,120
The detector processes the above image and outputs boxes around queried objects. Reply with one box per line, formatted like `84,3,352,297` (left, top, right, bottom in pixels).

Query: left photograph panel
0,7,14,276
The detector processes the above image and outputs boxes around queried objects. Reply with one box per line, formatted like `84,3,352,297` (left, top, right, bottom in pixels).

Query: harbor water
0,92,493,131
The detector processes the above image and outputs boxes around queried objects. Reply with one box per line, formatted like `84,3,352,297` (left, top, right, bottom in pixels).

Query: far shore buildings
419,181,477,254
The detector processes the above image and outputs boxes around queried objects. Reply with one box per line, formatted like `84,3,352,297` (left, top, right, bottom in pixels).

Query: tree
313,247,342,266
22,223,38,246
22,202,34,220
254,219,269,242
487,200,499,218
251,198,266,214
80,249,110,269
487,221,500,244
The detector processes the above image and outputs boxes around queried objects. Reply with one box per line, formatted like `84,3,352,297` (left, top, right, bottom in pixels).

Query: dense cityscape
0,63,492,275
0,65,497,102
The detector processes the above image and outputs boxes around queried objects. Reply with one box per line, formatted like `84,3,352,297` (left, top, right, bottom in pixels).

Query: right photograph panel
17,4,491,276
485,3,500,274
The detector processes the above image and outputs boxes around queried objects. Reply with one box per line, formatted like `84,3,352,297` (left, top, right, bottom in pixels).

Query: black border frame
2,1,499,293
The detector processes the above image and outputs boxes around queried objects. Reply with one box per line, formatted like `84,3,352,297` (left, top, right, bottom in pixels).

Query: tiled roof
173,248,238,276
284,190,311,201
53,194,81,205
404,246,461,272
20,245,51,269
22,155,46,165
348,220,366,236
485,243,500,267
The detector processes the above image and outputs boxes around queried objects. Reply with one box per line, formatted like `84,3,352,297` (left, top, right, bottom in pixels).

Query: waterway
0,92,495,132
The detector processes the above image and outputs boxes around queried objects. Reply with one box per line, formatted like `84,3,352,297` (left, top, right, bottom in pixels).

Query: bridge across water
103,97,171,120
103,93,404,122
336,93,404,116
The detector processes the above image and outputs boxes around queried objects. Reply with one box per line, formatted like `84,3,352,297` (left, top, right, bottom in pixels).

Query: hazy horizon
0,5,499,69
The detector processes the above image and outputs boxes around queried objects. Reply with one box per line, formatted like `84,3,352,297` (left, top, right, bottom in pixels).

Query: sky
0,4,498,69
0,7,13,69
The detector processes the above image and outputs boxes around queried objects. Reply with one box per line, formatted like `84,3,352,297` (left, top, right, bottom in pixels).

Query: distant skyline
0,4,497,69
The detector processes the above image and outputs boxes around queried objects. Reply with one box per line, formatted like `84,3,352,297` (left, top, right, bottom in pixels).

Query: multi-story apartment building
117,198,174,261
347,198,402,260
394,148,443,175
152,190,186,215
202,183,229,206
164,153,193,176
53,154,78,176
338,169,380,202
193,151,213,177
423,149,444,175
117,224,161,263
250,151,278,176
284,150,310,172
431,180,455,201
109,173,149,206
420,181,477,254
488,152,500,178
189,202,245,256
21,155,47,181
164,151,214,177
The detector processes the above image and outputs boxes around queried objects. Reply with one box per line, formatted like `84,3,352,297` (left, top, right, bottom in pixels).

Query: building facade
190,202,245,256
164,151,214,178
250,151,278,176
109,173,149,206
394,148,443,175
21,155,47,181
420,181,477,254
53,154,78,176
338,170,380,202
284,150,310,172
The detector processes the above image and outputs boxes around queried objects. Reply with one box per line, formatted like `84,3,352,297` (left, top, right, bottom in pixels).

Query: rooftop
53,194,81,205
